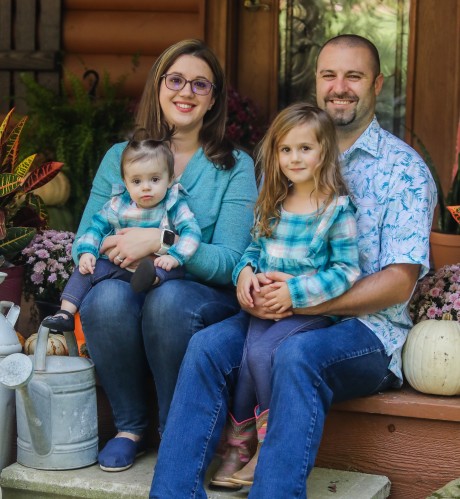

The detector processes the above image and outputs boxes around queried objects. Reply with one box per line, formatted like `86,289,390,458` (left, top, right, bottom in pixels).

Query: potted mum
21,230,75,321
404,265,460,395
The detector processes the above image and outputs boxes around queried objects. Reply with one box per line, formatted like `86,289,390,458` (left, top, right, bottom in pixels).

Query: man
150,35,436,498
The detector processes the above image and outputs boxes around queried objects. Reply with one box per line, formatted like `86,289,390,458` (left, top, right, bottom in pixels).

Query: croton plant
0,108,63,264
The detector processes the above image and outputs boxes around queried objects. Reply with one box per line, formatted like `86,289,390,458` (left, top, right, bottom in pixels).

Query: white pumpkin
34,172,71,206
24,333,69,356
402,319,460,395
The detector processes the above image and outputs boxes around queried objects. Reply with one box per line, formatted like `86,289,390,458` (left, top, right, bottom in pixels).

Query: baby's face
124,159,172,209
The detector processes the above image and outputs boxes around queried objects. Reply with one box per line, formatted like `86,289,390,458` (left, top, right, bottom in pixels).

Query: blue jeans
233,315,332,420
62,258,184,308
79,278,239,435
150,314,397,498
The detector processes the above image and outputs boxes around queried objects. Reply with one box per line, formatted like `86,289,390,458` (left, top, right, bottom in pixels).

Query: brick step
0,453,390,499
317,385,460,499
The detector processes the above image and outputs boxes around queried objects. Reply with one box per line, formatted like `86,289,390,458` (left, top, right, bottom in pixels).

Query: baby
42,129,201,331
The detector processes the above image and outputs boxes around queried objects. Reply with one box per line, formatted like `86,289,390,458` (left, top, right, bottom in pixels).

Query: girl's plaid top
76,183,201,266
232,196,360,308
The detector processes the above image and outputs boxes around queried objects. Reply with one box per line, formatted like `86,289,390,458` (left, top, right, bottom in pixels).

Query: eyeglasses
161,74,216,96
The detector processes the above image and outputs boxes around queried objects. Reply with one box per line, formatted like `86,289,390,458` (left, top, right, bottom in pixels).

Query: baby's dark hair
121,127,174,180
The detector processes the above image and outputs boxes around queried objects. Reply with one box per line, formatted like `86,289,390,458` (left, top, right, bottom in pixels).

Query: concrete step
0,451,390,499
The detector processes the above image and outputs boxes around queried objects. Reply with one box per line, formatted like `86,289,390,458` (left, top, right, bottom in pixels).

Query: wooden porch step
0,453,390,498
318,385,460,499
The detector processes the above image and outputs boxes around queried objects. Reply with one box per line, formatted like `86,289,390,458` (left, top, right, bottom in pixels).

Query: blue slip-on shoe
98,437,147,472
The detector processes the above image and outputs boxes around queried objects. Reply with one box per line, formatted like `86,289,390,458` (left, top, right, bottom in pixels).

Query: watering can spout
0,353,52,456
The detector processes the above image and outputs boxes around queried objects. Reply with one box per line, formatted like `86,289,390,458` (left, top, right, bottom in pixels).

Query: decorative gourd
34,172,71,206
402,319,460,395
24,332,69,356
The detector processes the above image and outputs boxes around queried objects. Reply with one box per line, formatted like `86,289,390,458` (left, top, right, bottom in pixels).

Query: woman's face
159,54,216,135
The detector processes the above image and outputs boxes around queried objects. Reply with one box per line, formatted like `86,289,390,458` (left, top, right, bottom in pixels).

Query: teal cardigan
73,143,258,286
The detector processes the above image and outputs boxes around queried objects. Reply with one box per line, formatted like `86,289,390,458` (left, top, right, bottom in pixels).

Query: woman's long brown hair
254,103,348,238
135,39,235,170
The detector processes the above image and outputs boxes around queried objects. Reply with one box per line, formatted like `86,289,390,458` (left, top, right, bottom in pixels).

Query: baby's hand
79,253,96,274
154,255,179,271
263,282,292,313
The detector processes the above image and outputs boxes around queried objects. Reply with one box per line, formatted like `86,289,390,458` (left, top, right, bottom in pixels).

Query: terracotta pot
429,231,460,270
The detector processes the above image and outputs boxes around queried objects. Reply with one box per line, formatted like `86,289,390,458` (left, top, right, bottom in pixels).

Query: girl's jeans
79,278,239,434
150,312,397,498
232,315,333,420
61,257,184,308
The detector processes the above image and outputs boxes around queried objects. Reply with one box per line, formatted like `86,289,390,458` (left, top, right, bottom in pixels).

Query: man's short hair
317,34,381,77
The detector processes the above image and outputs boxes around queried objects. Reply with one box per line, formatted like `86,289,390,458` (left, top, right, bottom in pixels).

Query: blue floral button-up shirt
342,117,437,383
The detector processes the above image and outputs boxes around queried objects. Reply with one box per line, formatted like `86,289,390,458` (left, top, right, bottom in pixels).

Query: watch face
163,230,175,246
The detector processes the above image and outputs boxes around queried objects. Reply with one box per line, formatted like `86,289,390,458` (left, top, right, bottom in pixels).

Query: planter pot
402,320,460,395
430,231,460,270
0,265,24,305
35,300,60,323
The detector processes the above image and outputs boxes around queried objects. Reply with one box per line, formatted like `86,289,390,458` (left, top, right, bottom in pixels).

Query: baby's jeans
61,257,183,308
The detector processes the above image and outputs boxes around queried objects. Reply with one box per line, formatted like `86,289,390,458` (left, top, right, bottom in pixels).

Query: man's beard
329,107,357,127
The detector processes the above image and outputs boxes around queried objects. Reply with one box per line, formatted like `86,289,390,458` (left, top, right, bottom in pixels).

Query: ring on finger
116,256,124,263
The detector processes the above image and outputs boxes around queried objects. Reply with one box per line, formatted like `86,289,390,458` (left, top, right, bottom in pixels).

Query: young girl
211,103,360,489
42,129,201,332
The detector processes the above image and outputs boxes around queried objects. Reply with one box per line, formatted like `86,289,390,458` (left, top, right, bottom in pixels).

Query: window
279,0,410,138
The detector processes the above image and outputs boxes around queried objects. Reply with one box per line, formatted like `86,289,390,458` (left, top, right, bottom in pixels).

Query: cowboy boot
210,413,257,489
228,406,269,486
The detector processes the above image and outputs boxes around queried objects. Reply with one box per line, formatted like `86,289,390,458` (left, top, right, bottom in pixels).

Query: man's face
316,44,383,133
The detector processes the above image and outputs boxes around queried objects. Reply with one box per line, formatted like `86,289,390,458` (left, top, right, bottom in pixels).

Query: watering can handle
0,300,20,327
34,325,80,372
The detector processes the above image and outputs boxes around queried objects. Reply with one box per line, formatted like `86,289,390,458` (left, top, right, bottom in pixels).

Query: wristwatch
156,228,175,255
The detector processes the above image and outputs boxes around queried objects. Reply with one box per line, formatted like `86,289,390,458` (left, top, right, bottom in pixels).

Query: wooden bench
317,385,460,498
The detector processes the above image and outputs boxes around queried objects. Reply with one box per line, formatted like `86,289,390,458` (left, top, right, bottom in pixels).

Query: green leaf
0,226,36,257
0,173,22,197
14,154,36,178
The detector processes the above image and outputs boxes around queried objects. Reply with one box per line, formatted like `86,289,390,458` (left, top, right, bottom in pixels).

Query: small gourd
402,319,460,395
24,332,69,356
34,172,71,206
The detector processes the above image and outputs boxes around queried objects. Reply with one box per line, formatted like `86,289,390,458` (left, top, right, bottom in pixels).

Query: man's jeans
150,312,396,498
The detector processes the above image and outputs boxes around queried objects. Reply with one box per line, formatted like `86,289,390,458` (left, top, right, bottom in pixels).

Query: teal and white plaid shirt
76,183,201,266
233,196,360,309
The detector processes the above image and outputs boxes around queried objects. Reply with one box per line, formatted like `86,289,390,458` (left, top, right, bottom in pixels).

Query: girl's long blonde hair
255,103,348,238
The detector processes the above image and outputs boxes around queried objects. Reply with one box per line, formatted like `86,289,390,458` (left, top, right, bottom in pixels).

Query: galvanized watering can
0,296,22,473
0,324,98,470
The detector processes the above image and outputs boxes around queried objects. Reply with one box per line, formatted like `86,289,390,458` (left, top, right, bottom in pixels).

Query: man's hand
79,253,96,274
154,255,179,271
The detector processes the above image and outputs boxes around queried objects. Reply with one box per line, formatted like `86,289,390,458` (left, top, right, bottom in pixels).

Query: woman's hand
101,227,162,268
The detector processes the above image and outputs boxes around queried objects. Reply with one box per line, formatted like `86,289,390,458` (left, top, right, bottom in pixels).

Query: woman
75,39,258,472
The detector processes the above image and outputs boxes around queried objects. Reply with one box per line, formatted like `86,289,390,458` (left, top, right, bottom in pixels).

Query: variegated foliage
0,108,64,261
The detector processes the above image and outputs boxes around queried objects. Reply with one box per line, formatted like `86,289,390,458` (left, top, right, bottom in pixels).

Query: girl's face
277,123,322,187
124,158,172,209
159,54,216,135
